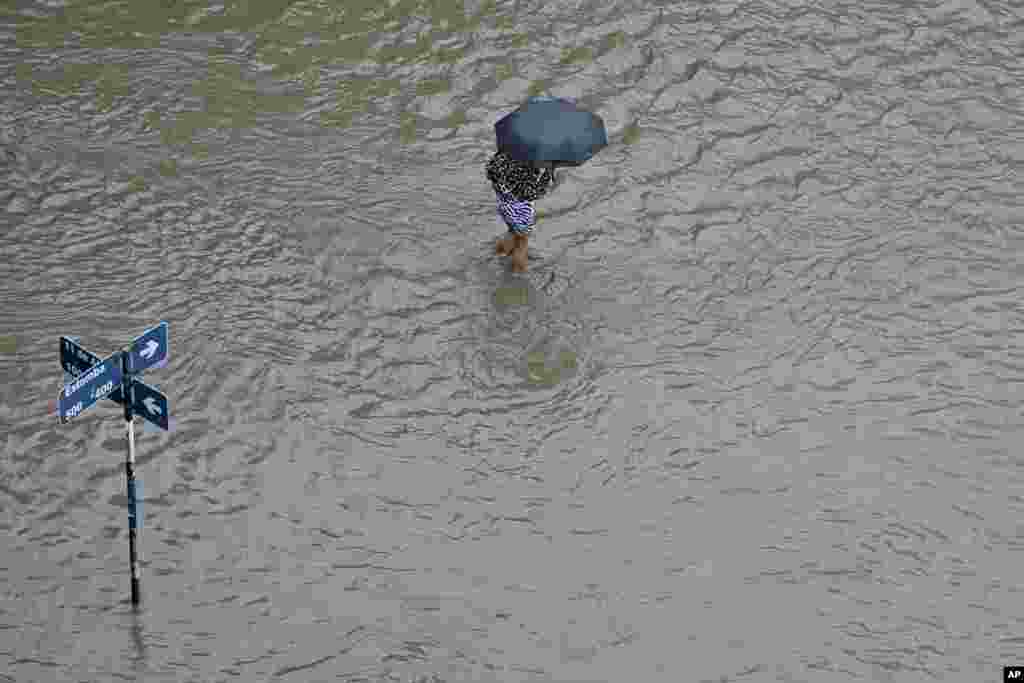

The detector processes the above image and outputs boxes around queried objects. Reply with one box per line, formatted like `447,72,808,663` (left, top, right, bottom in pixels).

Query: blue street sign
127,322,168,375
130,378,169,431
58,351,123,422
60,336,125,403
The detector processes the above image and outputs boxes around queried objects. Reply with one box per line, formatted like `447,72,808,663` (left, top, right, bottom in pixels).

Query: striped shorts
495,190,535,235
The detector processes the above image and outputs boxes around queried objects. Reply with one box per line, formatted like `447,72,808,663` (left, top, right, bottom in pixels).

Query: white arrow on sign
143,397,162,415
140,340,160,360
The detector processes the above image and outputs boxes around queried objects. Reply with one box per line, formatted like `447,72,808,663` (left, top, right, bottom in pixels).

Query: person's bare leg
496,231,515,256
510,233,529,272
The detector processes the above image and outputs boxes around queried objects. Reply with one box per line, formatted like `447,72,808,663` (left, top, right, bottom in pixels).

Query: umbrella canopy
495,96,607,167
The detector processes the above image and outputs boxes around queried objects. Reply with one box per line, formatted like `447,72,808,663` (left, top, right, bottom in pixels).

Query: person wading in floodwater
486,150,560,273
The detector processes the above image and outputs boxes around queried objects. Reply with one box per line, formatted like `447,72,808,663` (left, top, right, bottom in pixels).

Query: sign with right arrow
127,322,168,375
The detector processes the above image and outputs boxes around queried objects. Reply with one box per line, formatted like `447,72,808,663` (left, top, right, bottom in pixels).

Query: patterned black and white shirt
486,151,555,235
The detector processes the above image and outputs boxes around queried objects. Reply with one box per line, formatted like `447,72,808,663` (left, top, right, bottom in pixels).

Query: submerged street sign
129,378,169,431
58,351,123,422
127,322,168,374
56,321,172,607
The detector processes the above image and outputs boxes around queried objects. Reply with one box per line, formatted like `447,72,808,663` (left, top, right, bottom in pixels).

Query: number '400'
92,380,114,400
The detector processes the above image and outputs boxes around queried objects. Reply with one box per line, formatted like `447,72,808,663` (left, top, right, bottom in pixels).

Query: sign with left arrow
129,379,169,432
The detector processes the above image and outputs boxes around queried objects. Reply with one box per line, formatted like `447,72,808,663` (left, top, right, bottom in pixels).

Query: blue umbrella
495,96,607,167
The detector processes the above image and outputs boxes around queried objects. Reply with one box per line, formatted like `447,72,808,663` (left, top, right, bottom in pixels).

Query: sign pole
121,350,141,606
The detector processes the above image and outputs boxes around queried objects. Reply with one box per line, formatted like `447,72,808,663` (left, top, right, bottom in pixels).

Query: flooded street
1,1,1022,681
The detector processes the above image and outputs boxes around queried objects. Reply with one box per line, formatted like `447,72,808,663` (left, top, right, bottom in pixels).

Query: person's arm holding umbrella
540,160,562,187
